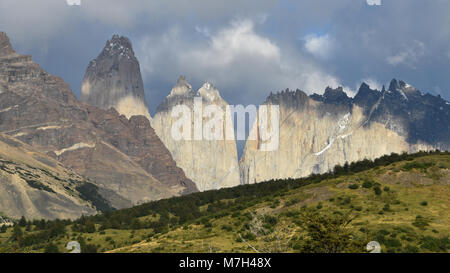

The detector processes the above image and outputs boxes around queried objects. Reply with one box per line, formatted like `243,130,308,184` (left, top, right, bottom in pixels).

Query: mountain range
0,32,196,218
0,31,449,220
240,81,450,184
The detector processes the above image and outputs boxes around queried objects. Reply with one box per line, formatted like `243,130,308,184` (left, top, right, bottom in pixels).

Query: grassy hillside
1,151,449,253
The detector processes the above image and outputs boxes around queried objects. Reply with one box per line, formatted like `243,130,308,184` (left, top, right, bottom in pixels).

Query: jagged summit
323,86,350,102
354,82,382,109
309,86,352,106
81,34,150,120
168,76,194,98
98,34,135,60
0,32,17,57
197,81,223,102
388,78,400,93
158,77,228,112
152,77,241,191
387,78,421,100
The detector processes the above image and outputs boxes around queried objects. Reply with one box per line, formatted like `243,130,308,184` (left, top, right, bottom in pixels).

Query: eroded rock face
0,32,17,57
240,82,450,184
0,133,98,220
0,32,197,211
152,76,241,191
81,35,150,120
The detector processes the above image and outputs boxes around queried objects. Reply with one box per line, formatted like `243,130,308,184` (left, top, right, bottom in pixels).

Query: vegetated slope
1,151,449,253
0,133,110,220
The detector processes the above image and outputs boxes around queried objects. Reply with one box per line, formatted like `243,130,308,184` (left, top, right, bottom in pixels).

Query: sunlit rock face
240,82,450,184
152,76,241,191
0,32,197,210
81,35,150,120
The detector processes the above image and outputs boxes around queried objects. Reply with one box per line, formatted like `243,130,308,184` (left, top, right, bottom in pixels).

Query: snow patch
338,113,351,132
340,132,353,139
314,137,335,156
397,88,408,100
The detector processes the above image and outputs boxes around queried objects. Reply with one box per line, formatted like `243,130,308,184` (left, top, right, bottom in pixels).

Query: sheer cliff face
152,76,241,191
81,35,150,120
240,83,450,184
0,33,197,212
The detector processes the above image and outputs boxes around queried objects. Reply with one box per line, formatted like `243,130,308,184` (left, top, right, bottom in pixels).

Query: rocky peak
197,81,223,102
387,79,421,101
152,79,241,192
99,34,135,61
267,88,309,109
168,76,194,98
0,33,198,210
354,82,382,109
322,86,352,105
388,78,400,93
0,32,17,57
81,34,150,120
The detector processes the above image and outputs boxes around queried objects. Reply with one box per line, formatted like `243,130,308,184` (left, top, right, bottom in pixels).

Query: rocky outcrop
81,35,150,120
0,133,99,220
240,81,450,184
0,32,197,212
152,76,241,191
0,32,17,58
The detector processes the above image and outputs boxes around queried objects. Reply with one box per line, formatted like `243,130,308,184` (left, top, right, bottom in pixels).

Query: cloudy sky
1,0,450,114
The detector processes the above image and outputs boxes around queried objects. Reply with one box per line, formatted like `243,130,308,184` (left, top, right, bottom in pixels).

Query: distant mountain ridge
240,80,449,184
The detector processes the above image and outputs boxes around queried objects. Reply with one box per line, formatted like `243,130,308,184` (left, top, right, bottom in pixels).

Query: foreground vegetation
1,151,449,253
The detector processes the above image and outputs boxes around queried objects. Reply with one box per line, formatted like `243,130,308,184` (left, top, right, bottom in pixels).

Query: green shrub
285,198,299,206
373,186,382,196
221,225,233,232
348,184,359,190
263,215,278,227
420,236,449,252
242,232,256,241
412,215,429,230
44,243,60,253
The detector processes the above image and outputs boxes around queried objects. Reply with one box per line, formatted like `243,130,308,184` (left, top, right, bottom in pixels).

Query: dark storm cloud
1,0,449,114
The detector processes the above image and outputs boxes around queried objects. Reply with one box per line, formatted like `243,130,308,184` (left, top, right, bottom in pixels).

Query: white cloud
188,19,280,67
304,34,333,59
195,26,211,37
386,52,409,66
137,19,349,105
386,40,426,67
